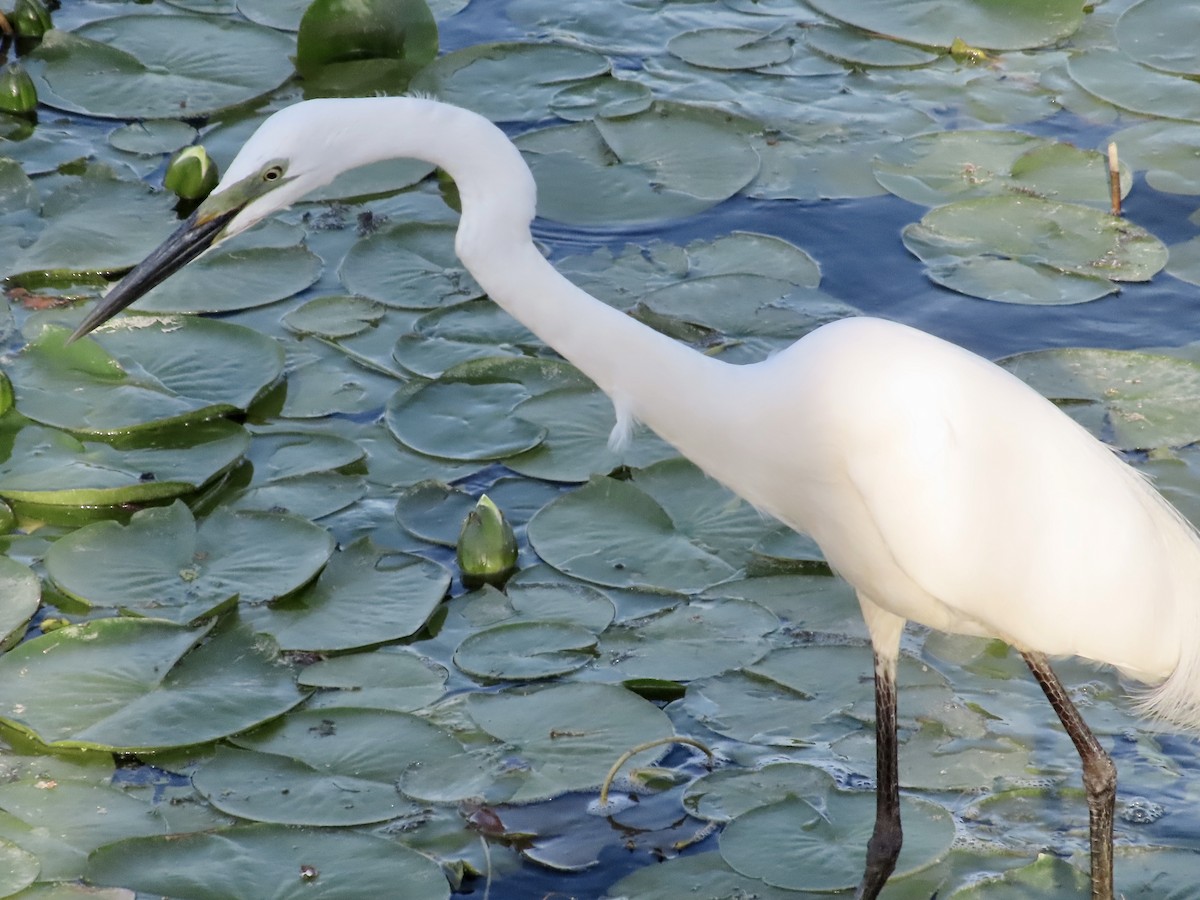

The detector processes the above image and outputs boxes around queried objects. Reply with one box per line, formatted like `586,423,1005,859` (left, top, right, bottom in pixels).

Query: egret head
68,102,335,342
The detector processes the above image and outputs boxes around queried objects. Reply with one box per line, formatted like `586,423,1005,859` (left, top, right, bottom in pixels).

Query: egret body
70,98,1200,900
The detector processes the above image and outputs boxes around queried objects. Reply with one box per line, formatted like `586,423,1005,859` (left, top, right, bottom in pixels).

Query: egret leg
1021,651,1116,900
855,648,902,900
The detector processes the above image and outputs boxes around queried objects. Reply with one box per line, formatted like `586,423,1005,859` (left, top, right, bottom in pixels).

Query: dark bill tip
67,206,239,343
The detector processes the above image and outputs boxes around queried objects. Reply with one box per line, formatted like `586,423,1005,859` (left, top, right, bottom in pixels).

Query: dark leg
856,649,902,900
1021,651,1116,900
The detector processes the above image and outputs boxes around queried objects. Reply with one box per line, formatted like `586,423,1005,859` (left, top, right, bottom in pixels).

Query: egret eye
263,164,284,182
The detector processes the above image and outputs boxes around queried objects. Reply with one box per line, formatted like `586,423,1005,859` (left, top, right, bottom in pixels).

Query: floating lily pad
684,762,836,822
283,295,386,338
720,794,954,890
463,682,674,803
130,244,322,314
1108,120,1200,196
999,347,1200,449
455,621,598,681
87,824,449,900
807,0,1084,50
597,598,777,681
390,299,542,378
668,28,793,71
874,130,1127,207
516,103,760,226
26,18,295,119
606,851,805,900
385,380,546,460
1116,0,1200,76
339,222,482,308
0,835,38,894
193,708,461,825
0,615,304,751
1068,49,1200,122
804,24,939,68
245,536,450,652
0,417,248,508
2,168,178,286
225,430,366,520
108,119,197,156
528,473,740,593
12,318,283,435
0,555,38,649
902,195,1166,304
548,76,653,121
299,647,448,712
45,501,333,624
409,41,610,122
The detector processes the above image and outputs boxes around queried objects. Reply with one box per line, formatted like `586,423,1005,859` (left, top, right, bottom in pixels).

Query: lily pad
667,28,793,71
516,103,760,226
26,18,295,119
0,615,304,751
0,417,248,508
1068,48,1200,123
338,222,482,309
87,824,449,900
999,347,1200,450
283,295,387,338
720,794,954,890
299,647,448,712
245,536,450,652
193,708,461,825
12,318,283,435
455,621,598,681
45,501,333,624
1116,0,1200,76
385,380,546,461
409,41,610,122
806,0,1084,51
902,195,1166,304
804,24,939,68
0,836,38,894
0,555,39,649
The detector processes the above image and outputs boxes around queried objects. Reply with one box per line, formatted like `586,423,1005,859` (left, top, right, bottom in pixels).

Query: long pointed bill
68,206,240,343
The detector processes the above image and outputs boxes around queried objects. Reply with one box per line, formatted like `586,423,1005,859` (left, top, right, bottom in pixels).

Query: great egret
70,98,1200,900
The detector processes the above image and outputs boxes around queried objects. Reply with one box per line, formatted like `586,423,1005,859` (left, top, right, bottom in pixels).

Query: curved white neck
301,98,744,470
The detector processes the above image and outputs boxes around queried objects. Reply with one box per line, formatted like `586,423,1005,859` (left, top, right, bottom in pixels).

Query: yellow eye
263,165,284,182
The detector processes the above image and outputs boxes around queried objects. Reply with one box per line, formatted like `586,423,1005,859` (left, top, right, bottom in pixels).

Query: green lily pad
283,295,386,338
87,824,449,900
720,794,954,890
1116,0,1200,76
245,536,450,652
1108,120,1200,196
298,647,448,712
12,318,283,435
804,24,939,68
667,28,793,71
0,417,248,507
549,76,653,121
225,430,367,520
385,380,546,461
0,555,39,649
2,167,177,286
527,474,739,593
390,299,542,379
949,853,1090,897
108,119,197,156
606,851,807,900
1068,48,1200,123
902,195,1166,304
873,130,1128,207
0,615,304,751
296,0,437,96
596,599,777,681
505,386,678,483
45,501,333,624
409,41,610,122
0,836,38,894
193,708,461,825
463,682,674,803
807,0,1084,50
25,18,294,119
516,103,760,226
999,347,1200,449
684,762,837,822
454,621,598,681
338,222,482,309
130,244,322,314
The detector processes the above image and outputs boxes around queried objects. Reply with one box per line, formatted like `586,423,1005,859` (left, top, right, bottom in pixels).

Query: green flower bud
164,145,219,200
456,494,518,589
0,63,37,117
11,0,51,41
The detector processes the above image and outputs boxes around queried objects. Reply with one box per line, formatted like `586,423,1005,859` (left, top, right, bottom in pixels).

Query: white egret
70,98,1200,900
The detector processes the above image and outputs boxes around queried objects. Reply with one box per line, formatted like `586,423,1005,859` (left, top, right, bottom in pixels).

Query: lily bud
0,63,37,117
164,145,219,200
456,494,518,589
